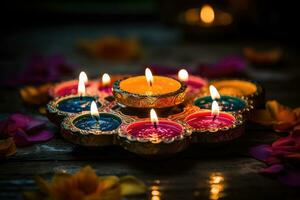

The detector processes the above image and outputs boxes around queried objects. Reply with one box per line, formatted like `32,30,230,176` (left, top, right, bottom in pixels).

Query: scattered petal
278,169,300,187
260,164,284,174
249,145,272,162
119,176,147,196
0,137,17,157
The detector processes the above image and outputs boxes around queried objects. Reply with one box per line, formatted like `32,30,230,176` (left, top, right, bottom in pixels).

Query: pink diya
118,109,192,156
50,71,98,98
177,69,207,98
185,101,244,144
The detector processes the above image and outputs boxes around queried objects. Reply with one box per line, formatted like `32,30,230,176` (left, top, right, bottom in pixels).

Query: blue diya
194,95,252,114
61,112,123,147
47,95,103,126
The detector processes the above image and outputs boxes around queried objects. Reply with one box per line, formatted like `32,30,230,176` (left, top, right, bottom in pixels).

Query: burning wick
178,69,189,82
209,85,220,101
102,73,111,87
150,109,159,130
211,100,220,121
90,101,100,125
145,68,153,87
78,71,88,101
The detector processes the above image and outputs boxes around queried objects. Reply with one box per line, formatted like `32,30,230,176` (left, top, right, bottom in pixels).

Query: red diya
185,101,244,144
177,69,207,97
118,109,192,156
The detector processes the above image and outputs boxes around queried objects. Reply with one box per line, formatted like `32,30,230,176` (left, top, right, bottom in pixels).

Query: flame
77,71,87,95
178,69,189,82
90,101,100,118
79,71,88,83
150,109,159,125
102,73,111,87
209,85,220,100
211,100,220,117
145,68,154,86
200,4,215,24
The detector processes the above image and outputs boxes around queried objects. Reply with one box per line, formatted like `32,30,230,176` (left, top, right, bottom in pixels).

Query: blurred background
0,0,299,109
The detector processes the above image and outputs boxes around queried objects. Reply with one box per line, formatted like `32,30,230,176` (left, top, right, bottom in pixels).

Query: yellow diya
208,79,264,108
113,68,187,108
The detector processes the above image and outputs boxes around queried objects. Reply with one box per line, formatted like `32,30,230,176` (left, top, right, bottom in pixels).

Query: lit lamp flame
90,101,100,122
211,100,220,121
102,73,111,87
145,68,154,87
178,69,189,82
78,71,87,96
150,108,159,129
79,71,88,83
209,85,220,100
200,4,215,24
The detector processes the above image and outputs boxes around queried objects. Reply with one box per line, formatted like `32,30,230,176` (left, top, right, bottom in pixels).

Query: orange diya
113,68,187,108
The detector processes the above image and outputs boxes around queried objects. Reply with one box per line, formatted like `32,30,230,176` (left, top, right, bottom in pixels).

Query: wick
149,81,153,87
153,122,158,129
80,95,83,102
212,115,217,121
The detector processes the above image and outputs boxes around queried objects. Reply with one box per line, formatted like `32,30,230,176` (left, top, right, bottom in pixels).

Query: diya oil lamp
185,101,244,144
209,79,264,108
117,109,192,156
113,68,187,108
194,85,253,116
49,71,97,98
177,69,207,99
61,101,123,147
47,74,103,126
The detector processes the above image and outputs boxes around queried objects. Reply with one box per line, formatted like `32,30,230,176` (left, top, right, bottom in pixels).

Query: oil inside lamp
145,67,154,87
200,4,215,24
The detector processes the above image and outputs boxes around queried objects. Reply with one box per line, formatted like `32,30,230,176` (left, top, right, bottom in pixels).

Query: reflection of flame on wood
151,183,161,200
209,173,225,200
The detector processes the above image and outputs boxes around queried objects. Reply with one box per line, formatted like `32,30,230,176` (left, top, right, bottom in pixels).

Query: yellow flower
20,83,53,106
23,166,146,200
250,100,300,132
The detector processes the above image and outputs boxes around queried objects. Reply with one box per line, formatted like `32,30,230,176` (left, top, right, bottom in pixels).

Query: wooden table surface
0,24,299,200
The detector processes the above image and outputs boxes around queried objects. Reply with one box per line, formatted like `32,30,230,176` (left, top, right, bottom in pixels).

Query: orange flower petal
250,109,275,126
0,137,17,157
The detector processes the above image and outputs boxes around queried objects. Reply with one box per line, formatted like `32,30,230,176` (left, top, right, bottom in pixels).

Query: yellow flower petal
119,176,147,196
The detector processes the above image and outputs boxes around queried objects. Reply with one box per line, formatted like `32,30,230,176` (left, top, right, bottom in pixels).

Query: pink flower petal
26,130,54,143
249,145,272,162
278,169,300,187
260,164,284,174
